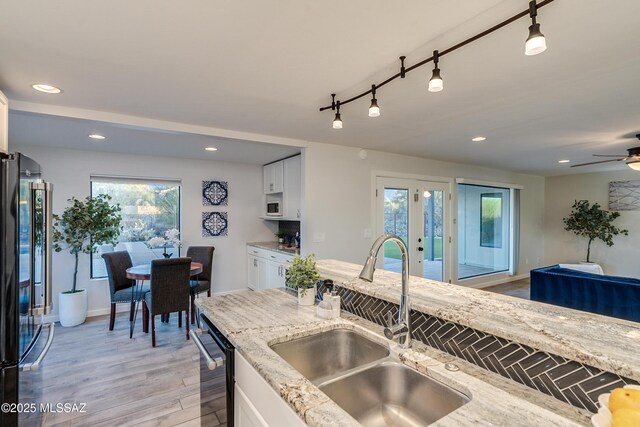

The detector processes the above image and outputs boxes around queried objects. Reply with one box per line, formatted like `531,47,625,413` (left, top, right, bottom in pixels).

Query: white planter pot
297,286,316,306
59,289,88,327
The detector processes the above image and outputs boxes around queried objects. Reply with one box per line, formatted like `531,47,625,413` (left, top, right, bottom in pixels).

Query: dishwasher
190,313,235,426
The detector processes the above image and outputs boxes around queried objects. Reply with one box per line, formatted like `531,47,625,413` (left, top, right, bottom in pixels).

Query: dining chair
102,251,150,331
142,257,191,347
186,246,215,324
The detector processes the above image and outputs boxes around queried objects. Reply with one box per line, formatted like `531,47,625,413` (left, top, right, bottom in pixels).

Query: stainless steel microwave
266,201,281,216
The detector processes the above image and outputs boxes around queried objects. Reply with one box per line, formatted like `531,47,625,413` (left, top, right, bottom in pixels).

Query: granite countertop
197,289,590,426
316,260,640,382
247,241,300,256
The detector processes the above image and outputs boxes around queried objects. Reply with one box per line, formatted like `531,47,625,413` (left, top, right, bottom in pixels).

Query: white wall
544,170,639,277
13,144,276,319
301,142,545,286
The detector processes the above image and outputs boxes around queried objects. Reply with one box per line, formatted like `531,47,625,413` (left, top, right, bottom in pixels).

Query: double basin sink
270,329,469,426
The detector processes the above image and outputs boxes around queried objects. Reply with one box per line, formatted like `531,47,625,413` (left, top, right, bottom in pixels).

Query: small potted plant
275,232,286,245
563,200,628,263
53,195,122,327
286,254,320,306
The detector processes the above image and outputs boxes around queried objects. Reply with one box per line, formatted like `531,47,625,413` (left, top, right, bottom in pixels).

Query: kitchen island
195,259,639,426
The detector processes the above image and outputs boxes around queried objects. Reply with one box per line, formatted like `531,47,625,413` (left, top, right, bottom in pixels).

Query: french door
376,177,451,282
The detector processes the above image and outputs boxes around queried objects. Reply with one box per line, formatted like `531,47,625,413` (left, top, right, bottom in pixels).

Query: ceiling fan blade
570,158,625,168
591,154,628,157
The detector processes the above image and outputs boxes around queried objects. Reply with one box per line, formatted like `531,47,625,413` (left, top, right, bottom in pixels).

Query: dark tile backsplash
315,281,637,413
278,221,300,240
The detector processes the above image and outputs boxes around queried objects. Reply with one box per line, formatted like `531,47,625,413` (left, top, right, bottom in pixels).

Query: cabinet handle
253,259,257,267
270,183,274,191
270,255,276,259
253,250,258,254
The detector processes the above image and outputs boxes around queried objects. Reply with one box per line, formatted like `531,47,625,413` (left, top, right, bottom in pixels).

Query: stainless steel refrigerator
0,153,54,427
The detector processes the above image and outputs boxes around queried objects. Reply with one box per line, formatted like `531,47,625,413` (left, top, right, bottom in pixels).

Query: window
90,177,181,279
480,193,503,248
458,184,510,279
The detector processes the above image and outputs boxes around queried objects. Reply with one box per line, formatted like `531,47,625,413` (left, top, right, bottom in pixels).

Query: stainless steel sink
319,361,470,426
269,329,389,382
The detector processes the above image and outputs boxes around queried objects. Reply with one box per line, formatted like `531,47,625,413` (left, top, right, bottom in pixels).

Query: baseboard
462,273,529,290
44,305,131,323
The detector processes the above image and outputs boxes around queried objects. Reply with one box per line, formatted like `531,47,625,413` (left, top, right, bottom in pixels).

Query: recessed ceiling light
88,134,106,140
31,84,62,94
558,159,570,164
205,147,218,151
471,136,486,142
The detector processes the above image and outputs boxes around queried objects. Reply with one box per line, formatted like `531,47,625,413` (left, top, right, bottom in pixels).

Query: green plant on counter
53,194,123,293
286,254,320,296
563,200,628,263
275,232,286,239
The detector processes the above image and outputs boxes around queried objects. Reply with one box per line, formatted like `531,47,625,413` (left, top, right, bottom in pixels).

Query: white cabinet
235,352,306,427
263,161,284,194
247,246,292,290
283,156,302,220
0,90,8,154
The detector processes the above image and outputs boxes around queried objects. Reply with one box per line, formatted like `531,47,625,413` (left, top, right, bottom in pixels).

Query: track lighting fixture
333,100,343,129
369,85,380,117
320,0,555,127
428,50,443,93
525,0,547,56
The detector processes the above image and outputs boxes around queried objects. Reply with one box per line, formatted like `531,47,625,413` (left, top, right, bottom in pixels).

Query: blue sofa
530,265,640,322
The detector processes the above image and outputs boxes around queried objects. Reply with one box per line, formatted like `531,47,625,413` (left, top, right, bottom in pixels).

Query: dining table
125,262,203,338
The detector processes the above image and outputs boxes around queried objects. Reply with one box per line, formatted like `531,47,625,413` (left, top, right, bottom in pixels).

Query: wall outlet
363,228,372,238
312,232,325,243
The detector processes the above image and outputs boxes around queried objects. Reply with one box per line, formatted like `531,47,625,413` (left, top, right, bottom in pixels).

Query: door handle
20,323,55,371
190,329,225,370
44,182,53,315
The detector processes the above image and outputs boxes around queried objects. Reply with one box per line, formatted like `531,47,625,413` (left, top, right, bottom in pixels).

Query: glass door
377,178,450,282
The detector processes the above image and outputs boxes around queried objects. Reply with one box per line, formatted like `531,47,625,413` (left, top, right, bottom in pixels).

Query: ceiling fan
571,134,640,171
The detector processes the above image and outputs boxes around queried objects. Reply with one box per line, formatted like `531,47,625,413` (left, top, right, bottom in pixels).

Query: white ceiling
8,111,300,165
0,0,639,175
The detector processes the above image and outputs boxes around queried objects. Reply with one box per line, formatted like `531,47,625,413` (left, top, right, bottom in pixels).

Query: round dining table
125,262,203,338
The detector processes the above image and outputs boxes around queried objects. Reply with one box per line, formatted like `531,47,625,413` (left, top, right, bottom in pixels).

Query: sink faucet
359,234,411,348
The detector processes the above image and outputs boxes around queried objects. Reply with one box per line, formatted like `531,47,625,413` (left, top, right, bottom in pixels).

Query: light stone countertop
197,288,590,426
247,241,300,256
316,259,640,382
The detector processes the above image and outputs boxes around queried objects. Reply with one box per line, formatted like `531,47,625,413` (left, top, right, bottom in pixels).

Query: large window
458,184,510,279
90,177,181,279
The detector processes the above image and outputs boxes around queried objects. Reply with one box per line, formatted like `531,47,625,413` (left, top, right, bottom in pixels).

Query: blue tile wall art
202,212,228,237
202,180,228,206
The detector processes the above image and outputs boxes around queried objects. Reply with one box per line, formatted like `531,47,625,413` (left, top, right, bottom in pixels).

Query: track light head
333,102,343,129
428,68,443,92
428,50,443,92
525,23,547,55
368,85,380,117
628,160,640,171
525,1,546,56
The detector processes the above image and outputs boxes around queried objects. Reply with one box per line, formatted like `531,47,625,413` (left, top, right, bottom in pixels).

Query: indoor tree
563,200,628,263
53,195,123,293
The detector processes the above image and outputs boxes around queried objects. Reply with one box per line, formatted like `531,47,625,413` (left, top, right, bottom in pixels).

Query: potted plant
286,254,320,306
275,232,286,245
53,195,122,327
563,200,628,264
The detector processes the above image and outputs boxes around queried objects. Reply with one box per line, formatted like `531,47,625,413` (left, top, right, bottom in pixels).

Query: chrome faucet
359,234,411,348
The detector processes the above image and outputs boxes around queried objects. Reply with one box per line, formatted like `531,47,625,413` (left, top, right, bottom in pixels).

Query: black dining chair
142,257,191,347
102,251,150,331
186,246,215,324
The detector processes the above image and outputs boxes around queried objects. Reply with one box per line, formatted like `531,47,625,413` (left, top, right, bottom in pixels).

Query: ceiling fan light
627,160,640,171
368,98,380,117
428,68,443,92
525,23,547,55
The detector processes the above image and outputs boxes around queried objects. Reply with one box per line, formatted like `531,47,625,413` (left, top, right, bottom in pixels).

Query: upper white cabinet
283,156,301,220
0,90,8,154
263,161,284,194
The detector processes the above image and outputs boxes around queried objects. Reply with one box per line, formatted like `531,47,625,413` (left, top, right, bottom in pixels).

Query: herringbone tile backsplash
314,282,638,413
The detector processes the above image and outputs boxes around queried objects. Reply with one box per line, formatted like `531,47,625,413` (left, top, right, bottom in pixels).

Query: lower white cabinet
247,246,292,291
235,352,306,427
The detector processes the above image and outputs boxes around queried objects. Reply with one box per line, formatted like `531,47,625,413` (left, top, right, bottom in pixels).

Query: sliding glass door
457,184,511,279
377,177,450,282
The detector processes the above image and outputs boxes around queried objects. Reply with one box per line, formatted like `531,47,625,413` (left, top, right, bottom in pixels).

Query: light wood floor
484,277,531,299
21,312,225,427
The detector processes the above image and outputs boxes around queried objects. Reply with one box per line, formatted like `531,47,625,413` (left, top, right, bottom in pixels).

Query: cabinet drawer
246,246,268,259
